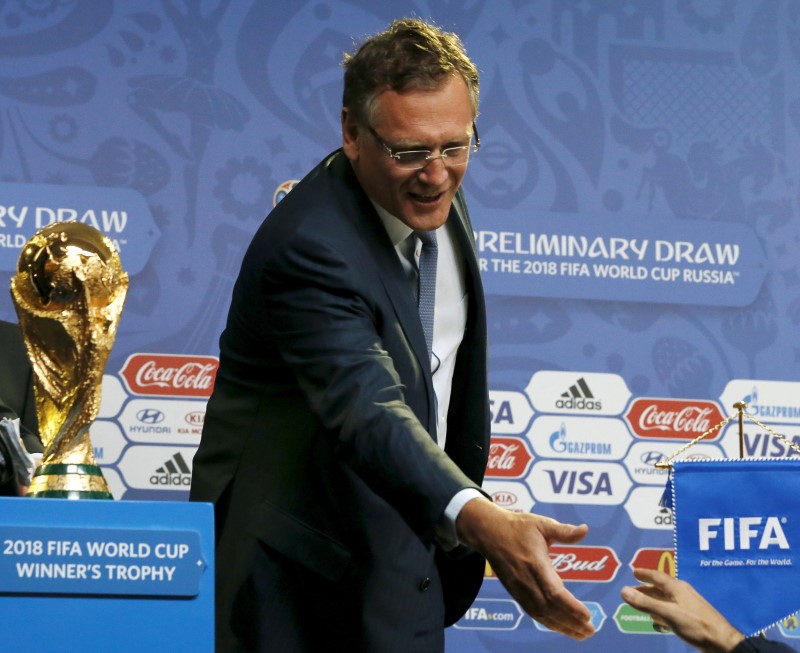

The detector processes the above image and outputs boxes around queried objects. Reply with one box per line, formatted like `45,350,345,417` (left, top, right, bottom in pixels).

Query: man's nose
416,156,449,184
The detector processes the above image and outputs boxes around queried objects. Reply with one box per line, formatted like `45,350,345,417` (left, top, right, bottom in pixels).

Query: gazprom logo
136,408,165,424
699,516,789,551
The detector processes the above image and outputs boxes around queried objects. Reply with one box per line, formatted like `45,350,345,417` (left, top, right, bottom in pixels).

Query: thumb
543,519,589,545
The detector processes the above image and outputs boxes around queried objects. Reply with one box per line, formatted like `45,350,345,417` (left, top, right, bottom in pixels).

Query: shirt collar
370,200,414,247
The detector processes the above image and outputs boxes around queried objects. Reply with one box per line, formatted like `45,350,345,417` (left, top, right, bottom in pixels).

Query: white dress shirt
372,201,484,548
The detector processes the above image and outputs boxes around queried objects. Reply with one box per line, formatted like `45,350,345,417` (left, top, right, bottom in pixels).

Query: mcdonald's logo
629,547,676,576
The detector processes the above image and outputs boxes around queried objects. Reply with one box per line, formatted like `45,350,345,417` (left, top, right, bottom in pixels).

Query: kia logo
185,411,205,426
136,408,165,424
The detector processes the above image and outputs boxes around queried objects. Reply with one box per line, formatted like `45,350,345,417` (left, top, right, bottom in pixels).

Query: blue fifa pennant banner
672,459,800,636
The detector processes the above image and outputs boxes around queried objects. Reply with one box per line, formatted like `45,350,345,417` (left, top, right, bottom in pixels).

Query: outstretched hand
621,568,744,653
456,498,594,640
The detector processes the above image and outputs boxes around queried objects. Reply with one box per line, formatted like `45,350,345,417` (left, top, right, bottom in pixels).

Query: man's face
342,75,475,232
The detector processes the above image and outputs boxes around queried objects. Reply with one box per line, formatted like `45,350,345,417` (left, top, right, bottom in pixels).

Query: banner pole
733,401,747,459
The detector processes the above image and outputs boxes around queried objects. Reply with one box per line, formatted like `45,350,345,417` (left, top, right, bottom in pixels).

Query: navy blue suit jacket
0,320,41,452
191,151,490,652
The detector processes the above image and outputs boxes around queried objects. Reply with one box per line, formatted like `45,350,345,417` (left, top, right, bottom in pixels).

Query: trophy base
26,463,113,500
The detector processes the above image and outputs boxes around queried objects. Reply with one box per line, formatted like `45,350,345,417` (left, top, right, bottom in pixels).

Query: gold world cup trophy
10,222,128,499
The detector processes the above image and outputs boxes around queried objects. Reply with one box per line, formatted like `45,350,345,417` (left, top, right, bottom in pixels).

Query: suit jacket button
419,577,431,592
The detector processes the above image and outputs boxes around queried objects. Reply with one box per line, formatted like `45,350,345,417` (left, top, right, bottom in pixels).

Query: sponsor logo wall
3,2,800,652
92,354,216,500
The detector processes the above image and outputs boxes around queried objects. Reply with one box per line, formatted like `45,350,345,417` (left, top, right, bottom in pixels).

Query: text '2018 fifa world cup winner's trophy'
10,222,128,499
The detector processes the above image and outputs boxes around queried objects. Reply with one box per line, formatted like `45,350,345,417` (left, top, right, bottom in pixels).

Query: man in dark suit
190,18,594,652
0,319,42,495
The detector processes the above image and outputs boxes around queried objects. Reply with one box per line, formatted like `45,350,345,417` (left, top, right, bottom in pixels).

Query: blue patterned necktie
415,229,438,360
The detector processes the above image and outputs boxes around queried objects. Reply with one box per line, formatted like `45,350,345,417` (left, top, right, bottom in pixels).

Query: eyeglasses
367,122,480,170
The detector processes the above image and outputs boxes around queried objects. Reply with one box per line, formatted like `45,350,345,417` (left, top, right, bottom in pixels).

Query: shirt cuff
435,488,485,551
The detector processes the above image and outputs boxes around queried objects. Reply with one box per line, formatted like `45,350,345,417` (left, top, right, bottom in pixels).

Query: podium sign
0,498,213,652
673,459,800,636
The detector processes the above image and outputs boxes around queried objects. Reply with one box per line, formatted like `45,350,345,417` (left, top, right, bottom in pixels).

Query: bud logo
486,436,533,478
453,599,523,630
625,398,723,440
699,516,789,551
121,353,218,398
549,545,620,582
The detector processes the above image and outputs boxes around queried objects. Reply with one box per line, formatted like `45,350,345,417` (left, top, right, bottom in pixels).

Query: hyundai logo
136,408,165,424
640,451,665,466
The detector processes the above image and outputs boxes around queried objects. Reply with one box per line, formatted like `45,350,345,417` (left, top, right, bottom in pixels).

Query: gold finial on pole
733,401,748,460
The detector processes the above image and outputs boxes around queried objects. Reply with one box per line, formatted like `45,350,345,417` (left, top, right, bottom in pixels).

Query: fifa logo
698,517,789,551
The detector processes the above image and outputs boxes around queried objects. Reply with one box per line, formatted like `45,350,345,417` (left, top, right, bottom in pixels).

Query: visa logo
545,470,612,496
489,399,514,425
699,517,789,551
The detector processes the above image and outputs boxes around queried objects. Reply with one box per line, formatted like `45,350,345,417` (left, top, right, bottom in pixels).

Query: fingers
537,516,589,545
531,518,593,638
622,569,676,613
521,561,595,639
632,566,669,584
631,583,671,602
621,571,679,634
532,593,595,640
621,585,656,612
546,591,595,639
557,522,589,545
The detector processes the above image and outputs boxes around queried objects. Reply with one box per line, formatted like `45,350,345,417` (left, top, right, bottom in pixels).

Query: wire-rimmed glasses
367,122,480,170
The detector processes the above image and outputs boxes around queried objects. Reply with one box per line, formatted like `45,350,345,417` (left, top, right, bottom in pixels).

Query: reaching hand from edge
621,567,745,653
456,498,595,640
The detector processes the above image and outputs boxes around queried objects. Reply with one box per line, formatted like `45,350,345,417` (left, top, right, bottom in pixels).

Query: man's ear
341,108,360,161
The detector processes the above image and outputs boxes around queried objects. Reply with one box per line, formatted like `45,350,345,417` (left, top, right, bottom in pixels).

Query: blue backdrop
1,1,799,650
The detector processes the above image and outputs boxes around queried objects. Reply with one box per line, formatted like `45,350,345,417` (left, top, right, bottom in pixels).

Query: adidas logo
149,452,192,487
555,377,602,411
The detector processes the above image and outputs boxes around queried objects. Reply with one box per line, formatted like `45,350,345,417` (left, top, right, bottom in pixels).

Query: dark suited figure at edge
0,320,43,496
190,18,595,652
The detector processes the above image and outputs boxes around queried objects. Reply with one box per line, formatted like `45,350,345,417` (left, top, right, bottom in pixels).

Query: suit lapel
334,156,433,397
335,155,481,437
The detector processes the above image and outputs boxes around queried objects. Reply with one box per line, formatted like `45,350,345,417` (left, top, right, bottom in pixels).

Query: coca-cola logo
120,354,219,398
549,545,620,582
625,398,724,440
486,436,533,478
